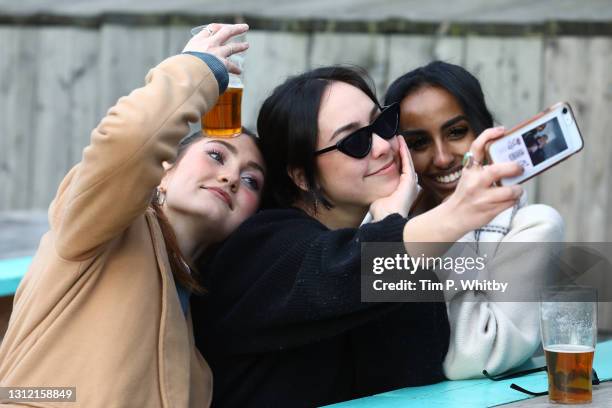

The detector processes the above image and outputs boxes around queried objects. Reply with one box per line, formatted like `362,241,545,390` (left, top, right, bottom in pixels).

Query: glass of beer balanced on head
540,286,597,404
189,23,248,137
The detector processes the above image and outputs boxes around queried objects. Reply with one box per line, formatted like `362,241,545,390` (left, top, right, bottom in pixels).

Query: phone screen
497,116,569,172
519,117,569,168
488,102,583,186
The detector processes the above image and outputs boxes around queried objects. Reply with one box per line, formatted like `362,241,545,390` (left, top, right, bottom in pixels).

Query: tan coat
0,54,219,407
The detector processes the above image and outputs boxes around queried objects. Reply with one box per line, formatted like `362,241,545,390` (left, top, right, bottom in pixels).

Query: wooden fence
0,25,611,242
0,23,611,327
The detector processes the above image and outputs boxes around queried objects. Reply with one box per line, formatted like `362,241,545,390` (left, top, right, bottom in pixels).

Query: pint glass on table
540,286,597,404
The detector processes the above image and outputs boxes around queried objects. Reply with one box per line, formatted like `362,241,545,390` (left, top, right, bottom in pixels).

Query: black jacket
192,208,450,407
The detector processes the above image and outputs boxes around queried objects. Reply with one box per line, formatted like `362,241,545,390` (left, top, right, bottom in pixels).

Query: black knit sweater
192,208,450,407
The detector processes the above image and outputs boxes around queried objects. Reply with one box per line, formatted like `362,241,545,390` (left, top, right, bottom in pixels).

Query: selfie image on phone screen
521,118,568,166
487,102,584,185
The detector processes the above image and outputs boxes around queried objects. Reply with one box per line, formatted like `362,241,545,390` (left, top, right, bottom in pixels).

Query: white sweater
442,200,564,379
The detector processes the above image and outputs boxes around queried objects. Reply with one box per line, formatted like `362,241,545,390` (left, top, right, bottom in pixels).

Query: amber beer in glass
540,287,597,404
544,345,595,403
191,24,246,138
202,85,243,137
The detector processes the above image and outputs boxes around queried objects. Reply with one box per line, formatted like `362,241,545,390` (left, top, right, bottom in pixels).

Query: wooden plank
66,28,101,176
465,37,543,134
464,36,544,201
2,0,612,24
538,37,612,330
166,25,191,56
0,28,39,211
240,31,309,132
387,35,434,90
310,32,389,98
30,28,72,209
586,38,612,331
98,25,168,113
432,36,466,66
539,37,612,242
0,27,18,210
30,27,100,209
598,41,612,332
601,302,612,336
386,35,465,95
589,38,612,243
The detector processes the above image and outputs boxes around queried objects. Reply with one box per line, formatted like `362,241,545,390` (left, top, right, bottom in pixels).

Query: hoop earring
155,187,166,206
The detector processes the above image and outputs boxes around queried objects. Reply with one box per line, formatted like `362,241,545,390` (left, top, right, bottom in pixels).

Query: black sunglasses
313,103,400,159
483,367,610,397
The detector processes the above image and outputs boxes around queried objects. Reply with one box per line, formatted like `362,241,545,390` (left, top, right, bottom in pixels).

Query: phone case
486,102,584,185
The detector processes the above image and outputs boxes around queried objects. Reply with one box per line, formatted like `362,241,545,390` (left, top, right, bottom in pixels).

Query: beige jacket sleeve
443,204,565,380
48,54,219,261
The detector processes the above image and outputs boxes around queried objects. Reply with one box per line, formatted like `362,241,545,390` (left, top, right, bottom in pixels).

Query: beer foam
544,344,595,353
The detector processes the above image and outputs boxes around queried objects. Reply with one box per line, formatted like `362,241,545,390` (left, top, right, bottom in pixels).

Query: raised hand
183,23,249,75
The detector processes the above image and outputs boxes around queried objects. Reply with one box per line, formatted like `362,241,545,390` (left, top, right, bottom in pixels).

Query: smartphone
487,102,584,186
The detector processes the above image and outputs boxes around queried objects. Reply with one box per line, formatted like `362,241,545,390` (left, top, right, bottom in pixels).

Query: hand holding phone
487,102,584,186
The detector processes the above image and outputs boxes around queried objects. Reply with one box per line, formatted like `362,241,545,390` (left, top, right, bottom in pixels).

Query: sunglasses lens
331,104,399,159
340,129,371,158
374,104,399,139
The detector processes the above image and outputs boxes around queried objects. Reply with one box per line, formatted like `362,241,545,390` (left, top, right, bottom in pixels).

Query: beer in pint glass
540,286,597,404
191,24,246,138
202,85,243,137
544,345,594,403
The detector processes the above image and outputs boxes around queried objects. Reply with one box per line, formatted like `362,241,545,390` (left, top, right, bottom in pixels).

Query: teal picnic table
2,256,611,407
0,256,31,297
325,340,612,407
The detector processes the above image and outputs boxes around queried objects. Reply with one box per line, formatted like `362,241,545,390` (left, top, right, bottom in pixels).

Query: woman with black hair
385,61,564,380
192,65,525,407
